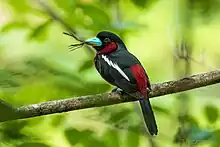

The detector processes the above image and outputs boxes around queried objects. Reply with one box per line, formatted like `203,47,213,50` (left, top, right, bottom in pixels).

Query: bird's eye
103,38,111,43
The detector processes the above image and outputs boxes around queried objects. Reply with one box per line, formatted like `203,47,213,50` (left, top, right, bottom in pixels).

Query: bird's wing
94,55,116,85
130,64,148,98
94,54,138,93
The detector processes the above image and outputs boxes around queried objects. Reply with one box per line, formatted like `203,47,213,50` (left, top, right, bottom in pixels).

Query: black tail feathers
139,99,158,136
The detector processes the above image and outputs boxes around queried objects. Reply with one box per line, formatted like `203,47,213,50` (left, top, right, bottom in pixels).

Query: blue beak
85,37,102,46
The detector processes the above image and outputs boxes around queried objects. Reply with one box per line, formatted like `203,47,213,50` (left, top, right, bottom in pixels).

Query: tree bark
0,70,220,122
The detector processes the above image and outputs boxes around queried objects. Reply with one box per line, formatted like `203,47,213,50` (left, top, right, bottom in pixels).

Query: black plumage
90,31,158,135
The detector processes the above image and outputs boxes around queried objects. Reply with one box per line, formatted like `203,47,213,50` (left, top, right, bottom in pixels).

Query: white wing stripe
101,55,130,81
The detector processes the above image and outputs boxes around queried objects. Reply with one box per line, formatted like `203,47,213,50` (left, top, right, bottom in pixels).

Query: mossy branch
0,70,220,122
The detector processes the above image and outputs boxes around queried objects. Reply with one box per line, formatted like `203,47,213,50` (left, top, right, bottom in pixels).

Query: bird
85,31,158,136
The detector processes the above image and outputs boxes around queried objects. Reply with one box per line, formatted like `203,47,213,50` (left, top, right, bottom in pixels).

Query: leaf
178,114,198,126
130,0,158,8
78,59,94,72
28,19,52,41
189,0,220,19
108,109,132,124
82,133,106,147
211,129,220,146
0,99,18,122
77,3,111,29
1,120,29,141
7,0,31,13
65,128,105,147
130,0,147,7
17,143,50,147
152,105,170,115
86,82,111,94
204,105,219,124
174,126,191,144
0,69,20,88
103,129,120,147
54,0,76,11
64,128,83,146
51,115,65,127
1,21,29,33
126,131,140,147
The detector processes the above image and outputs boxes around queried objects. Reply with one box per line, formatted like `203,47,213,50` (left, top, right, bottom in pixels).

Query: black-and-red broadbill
85,31,158,135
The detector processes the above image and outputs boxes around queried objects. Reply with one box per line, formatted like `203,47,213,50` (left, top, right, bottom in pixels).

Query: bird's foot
111,88,125,95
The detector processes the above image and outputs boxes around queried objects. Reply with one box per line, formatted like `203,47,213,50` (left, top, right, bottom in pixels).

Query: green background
0,0,220,146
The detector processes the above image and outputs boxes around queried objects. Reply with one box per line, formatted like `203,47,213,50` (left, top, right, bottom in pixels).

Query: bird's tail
139,98,158,135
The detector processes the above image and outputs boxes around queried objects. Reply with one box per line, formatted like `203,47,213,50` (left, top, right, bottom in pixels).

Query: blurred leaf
204,105,219,124
0,69,20,88
98,0,119,5
65,128,105,147
130,0,158,8
174,126,191,144
51,115,65,127
78,59,94,72
103,129,120,147
211,129,220,146
86,82,111,94
152,105,170,115
77,3,111,29
178,114,198,126
0,121,29,141
108,108,132,124
130,0,147,7
25,58,81,81
65,128,82,146
54,0,76,11
82,133,106,147
0,99,18,122
189,0,220,19
17,142,50,147
126,131,140,147
28,19,52,41
1,21,29,33
7,0,31,13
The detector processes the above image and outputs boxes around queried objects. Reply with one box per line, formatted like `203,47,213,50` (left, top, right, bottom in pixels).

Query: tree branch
1,70,220,122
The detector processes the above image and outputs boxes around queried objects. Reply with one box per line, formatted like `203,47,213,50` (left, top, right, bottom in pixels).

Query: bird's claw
111,88,125,95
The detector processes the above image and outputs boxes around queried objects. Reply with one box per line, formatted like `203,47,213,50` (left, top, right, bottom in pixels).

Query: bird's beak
85,37,102,46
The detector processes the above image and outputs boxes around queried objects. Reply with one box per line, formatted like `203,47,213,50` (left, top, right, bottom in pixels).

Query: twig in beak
68,43,85,51
63,32,85,43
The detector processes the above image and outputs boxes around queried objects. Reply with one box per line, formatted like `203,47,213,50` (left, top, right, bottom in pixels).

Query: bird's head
85,31,126,54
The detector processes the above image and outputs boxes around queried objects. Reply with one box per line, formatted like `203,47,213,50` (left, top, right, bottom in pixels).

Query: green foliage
0,121,29,142
103,129,120,147
65,128,83,146
53,0,77,11
6,0,30,14
130,0,158,8
1,0,220,146
78,59,94,72
65,128,106,147
0,99,18,122
204,105,219,124
1,21,29,33
77,3,111,30
189,0,220,18
126,131,140,147
152,105,171,115
17,142,50,147
28,19,52,41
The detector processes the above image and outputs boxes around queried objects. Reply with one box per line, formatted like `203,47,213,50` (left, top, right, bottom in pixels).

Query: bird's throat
98,42,117,54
